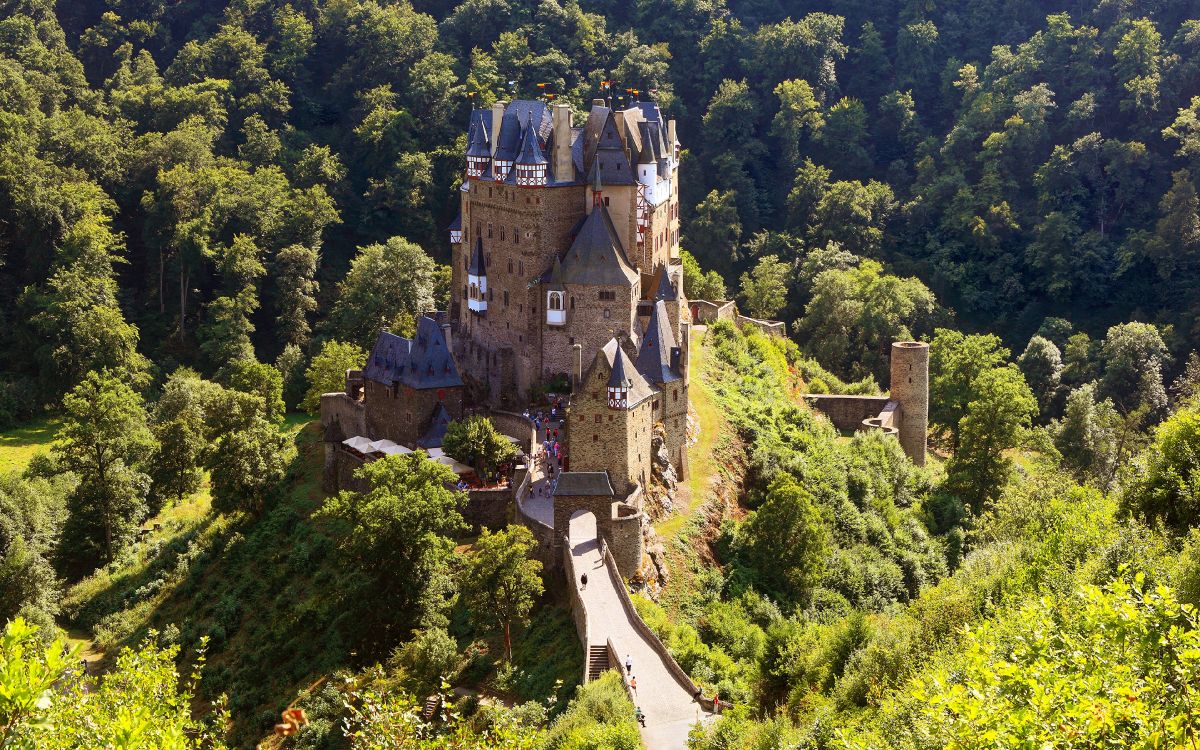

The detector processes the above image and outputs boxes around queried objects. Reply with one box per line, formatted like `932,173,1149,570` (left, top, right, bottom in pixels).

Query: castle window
547,291,565,326
463,284,467,299
488,223,493,238
503,290,509,306
598,291,616,301
653,400,659,411
608,414,613,422
594,414,601,423
603,309,611,319
507,260,513,273
469,282,479,300
488,288,493,301
673,389,678,402
570,337,575,345
437,389,446,401
604,197,610,206
570,297,575,310
593,434,598,442
514,228,520,245
500,228,506,241
526,196,531,204
518,260,523,274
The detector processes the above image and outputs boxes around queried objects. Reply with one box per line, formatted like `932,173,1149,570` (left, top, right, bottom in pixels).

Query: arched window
548,292,563,310
546,291,566,325
469,282,479,300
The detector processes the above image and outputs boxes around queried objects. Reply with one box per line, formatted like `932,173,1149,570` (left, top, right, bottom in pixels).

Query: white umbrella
342,436,377,453
433,455,473,474
378,444,412,456
424,447,446,459
369,439,400,452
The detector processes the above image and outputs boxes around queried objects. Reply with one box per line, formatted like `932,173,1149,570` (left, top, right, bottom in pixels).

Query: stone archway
568,509,597,549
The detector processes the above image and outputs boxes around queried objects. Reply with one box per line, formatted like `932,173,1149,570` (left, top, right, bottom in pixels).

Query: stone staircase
586,645,610,682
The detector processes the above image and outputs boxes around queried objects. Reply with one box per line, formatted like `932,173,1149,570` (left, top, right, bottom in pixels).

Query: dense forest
3,0,1200,747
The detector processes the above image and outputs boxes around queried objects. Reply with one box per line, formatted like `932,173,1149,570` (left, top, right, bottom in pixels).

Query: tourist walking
630,676,637,695
580,573,588,590
625,654,632,674
635,706,646,728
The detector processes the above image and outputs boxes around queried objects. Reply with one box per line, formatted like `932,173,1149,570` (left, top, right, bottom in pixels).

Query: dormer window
547,291,565,326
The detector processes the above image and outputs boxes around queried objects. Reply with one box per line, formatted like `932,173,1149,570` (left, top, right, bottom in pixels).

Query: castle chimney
490,101,506,157
572,343,583,391
592,98,605,107
552,103,572,182
667,119,678,161
440,322,453,353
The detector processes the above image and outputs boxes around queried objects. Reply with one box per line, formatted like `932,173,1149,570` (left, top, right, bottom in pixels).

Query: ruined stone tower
890,341,929,466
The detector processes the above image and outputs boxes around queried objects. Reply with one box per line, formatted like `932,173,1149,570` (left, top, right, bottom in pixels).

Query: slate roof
416,402,452,448
466,115,491,157
636,300,682,384
516,113,547,165
557,205,638,287
468,237,486,276
447,213,462,231
553,471,615,497
597,338,656,406
363,317,463,390
608,342,633,388
651,265,678,301
493,100,551,162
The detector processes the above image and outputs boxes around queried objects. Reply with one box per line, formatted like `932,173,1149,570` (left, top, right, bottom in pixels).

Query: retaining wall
804,394,892,432
735,314,787,337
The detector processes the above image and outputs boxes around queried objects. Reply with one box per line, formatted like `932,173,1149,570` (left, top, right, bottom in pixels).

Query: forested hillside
3,0,1200,748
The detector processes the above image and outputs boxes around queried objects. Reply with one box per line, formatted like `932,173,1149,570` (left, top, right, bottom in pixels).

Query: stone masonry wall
804,394,893,432
363,381,464,447
569,356,654,497
608,504,644,578
543,281,640,380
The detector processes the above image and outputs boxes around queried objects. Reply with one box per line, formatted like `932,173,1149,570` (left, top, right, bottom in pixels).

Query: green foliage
209,415,294,515
223,358,285,424
0,473,71,630
0,618,226,750
735,479,828,605
304,339,367,414
738,254,790,319
317,453,466,651
443,415,519,481
839,577,1200,750
325,237,437,349
1122,402,1200,529
388,627,461,698
462,525,543,661
928,329,1010,449
680,249,727,301
54,371,155,573
799,260,937,383
541,672,639,750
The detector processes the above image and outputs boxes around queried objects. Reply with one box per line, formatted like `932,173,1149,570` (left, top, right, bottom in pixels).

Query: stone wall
462,486,513,533
736,314,787,337
543,280,640,383
689,299,736,324
890,341,929,466
608,503,644,578
804,394,893,432
363,381,464,447
570,351,654,497
485,409,537,453
320,392,367,441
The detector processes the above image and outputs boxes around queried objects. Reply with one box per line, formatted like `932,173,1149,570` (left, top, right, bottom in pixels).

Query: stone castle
321,97,690,576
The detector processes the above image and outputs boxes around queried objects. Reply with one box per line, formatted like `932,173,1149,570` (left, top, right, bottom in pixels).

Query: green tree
1016,335,1063,420
1051,383,1121,488
686,189,743,277
0,618,227,750
199,234,265,369
680,249,728,301
929,329,1010,449
442,416,518,482
317,453,465,650
148,370,210,510
0,474,70,631
738,255,790,319
54,371,155,571
273,243,319,348
1122,403,1200,529
275,344,307,411
737,479,828,606
463,525,544,661
1099,321,1169,420
223,358,285,424
209,416,293,515
326,237,437,349
303,340,367,413
943,365,1037,514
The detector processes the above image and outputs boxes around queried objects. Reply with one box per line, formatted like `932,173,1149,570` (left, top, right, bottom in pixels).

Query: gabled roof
516,113,547,165
363,331,412,385
468,237,486,276
364,317,463,390
652,265,677,301
466,115,491,157
416,402,452,448
636,300,681,384
494,100,551,162
557,205,638,286
553,471,615,497
447,213,462,231
593,338,655,406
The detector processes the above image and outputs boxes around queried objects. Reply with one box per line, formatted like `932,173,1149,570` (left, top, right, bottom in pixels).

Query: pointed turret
636,300,681,384
607,344,632,409
515,113,548,186
465,117,491,179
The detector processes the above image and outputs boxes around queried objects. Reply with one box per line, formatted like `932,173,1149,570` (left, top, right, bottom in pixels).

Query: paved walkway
570,537,708,748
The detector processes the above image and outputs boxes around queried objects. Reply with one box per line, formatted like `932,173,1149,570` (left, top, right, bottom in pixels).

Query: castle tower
890,341,929,466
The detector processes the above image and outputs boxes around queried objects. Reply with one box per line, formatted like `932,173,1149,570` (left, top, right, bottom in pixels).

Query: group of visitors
527,399,568,493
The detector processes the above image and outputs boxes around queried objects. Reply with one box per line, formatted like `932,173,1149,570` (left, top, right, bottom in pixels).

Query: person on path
625,654,632,674
711,692,721,715
635,707,646,728
630,676,637,695
580,573,588,590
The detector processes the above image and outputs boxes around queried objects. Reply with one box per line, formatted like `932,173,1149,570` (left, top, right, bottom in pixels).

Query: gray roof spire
516,112,547,165
466,117,491,157
468,236,486,276
608,343,633,388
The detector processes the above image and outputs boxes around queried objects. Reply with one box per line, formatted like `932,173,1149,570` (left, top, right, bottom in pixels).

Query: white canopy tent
342,436,378,454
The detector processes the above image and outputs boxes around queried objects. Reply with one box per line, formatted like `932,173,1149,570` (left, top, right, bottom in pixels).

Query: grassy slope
0,417,57,473
57,413,579,747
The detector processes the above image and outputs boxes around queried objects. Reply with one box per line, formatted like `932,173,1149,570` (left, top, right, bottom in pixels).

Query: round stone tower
890,341,929,466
